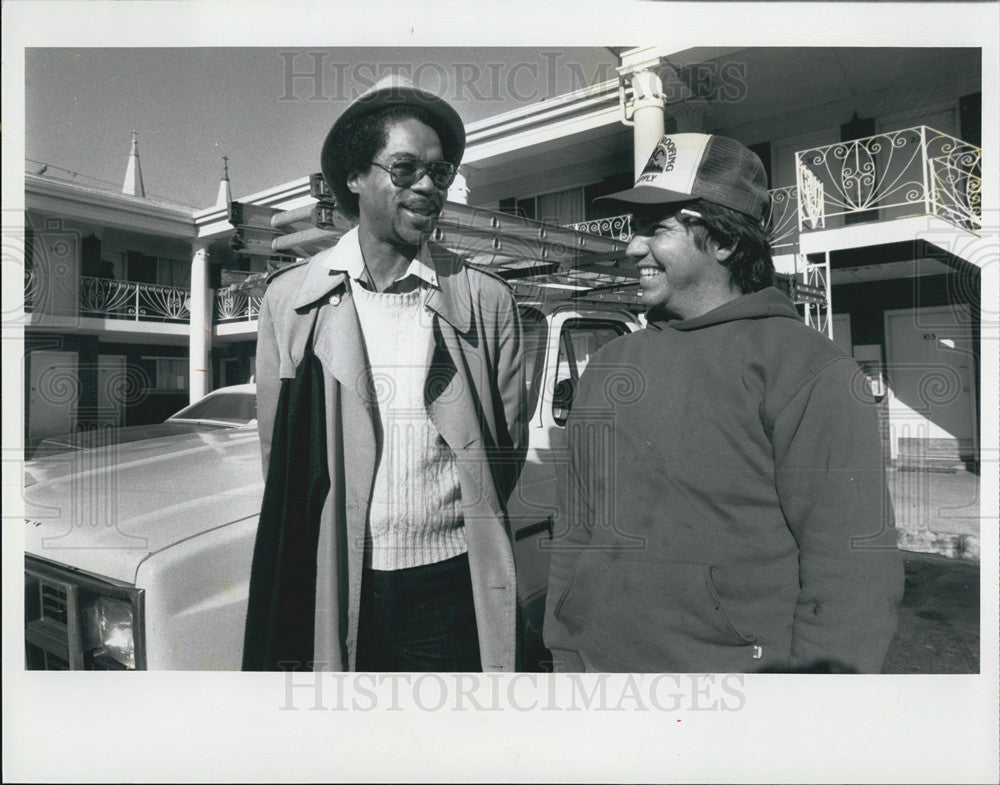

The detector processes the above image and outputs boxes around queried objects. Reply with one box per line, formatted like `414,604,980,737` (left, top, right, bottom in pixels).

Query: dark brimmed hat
320,74,466,193
597,133,769,221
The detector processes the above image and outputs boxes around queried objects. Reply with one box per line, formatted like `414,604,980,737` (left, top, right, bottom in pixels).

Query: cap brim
594,184,699,206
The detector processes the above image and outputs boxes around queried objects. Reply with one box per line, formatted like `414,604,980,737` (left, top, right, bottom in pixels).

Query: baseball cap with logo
598,133,769,222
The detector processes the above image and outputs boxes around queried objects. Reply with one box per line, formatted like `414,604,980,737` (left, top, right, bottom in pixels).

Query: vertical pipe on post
920,125,934,217
189,243,212,403
824,250,833,339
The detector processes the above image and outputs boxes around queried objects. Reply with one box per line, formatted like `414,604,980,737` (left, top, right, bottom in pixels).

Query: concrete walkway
887,467,981,561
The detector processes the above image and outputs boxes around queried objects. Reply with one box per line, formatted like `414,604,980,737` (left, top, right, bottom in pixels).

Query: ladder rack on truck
227,173,827,315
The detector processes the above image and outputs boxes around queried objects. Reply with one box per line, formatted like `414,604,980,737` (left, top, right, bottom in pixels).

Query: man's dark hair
327,104,463,219
677,199,775,294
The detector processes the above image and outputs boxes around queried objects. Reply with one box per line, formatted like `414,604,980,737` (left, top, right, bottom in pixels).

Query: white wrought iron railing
567,214,633,241
79,276,191,322
795,125,982,233
766,186,801,254
214,289,263,322
929,147,982,232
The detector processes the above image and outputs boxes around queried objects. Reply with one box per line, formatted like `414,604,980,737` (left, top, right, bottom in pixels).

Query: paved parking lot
883,552,980,674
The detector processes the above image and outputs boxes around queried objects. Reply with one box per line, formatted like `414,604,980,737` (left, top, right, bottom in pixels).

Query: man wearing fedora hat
243,76,527,673
544,133,903,673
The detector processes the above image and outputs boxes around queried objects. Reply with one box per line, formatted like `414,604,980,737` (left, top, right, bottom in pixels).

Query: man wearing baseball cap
244,76,527,673
544,133,903,673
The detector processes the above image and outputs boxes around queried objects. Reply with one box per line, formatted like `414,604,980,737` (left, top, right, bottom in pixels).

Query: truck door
508,305,639,667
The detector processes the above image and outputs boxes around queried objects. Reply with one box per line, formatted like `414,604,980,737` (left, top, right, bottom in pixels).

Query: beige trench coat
255,241,527,672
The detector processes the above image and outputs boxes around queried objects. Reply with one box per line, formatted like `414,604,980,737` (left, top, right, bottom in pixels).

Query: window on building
583,171,635,221
125,252,190,288
536,187,585,226
748,141,773,190
127,251,157,284
498,197,536,221
158,258,191,289
138,356,188,391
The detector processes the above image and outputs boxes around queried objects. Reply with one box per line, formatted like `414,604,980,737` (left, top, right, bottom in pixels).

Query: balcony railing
24,273,191,322
567,214,633,241
766,185,801,254
795,125,982,233
79,277,191,321
214,289,263,323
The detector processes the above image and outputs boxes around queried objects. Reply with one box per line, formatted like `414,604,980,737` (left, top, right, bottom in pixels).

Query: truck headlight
85,596,136,669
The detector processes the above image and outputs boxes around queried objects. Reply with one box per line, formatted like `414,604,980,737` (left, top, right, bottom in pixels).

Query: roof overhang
25,174,196,239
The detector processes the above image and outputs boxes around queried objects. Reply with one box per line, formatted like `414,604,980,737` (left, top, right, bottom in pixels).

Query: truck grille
24,556,145,670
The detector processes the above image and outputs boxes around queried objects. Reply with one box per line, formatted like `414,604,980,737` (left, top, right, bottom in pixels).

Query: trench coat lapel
423,244,481,450
288,252,377,523
290,253,368,396
423,243,472,334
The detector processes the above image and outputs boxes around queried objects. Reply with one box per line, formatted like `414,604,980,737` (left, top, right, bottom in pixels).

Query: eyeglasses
370,158,458,189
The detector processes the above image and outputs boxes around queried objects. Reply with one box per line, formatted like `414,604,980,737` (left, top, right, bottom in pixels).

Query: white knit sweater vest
351,284,466,570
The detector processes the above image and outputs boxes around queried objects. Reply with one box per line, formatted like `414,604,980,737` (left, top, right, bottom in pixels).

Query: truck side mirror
553,378,576,426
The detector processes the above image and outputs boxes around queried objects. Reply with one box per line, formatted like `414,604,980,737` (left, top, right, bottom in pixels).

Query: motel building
22,47,984,555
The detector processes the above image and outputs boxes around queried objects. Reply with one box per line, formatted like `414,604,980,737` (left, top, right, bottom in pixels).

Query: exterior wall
25,212,83,319
832,270,980,466
23,199,202,445
24,332,193,449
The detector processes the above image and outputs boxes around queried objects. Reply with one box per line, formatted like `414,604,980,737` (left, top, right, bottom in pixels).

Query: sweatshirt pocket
553,551,758,672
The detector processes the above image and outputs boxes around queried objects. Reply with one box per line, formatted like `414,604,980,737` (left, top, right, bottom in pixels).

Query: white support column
189,242,212,402
625,69,666,179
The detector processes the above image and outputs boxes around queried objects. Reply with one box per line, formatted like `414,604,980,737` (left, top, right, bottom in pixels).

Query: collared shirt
320,226,439,293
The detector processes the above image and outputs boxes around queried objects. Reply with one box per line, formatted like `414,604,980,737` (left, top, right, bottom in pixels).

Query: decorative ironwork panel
80,277,138,318
79,276,190,322
139,284,190,321
928,136,982,232
766,186,801,253
798,167,826,230
795,125,982,234
567,214,633,241
215,289,262,322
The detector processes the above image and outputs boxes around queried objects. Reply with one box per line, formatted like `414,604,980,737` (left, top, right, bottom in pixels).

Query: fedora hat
320,74,466,196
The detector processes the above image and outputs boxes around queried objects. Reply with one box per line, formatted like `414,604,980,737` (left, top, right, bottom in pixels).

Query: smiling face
348,116,448,253
627,207,737,319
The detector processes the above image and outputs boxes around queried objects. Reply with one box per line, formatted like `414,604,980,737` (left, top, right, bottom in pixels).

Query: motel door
28,350,79,449
97,355,127,427
884,305,977,463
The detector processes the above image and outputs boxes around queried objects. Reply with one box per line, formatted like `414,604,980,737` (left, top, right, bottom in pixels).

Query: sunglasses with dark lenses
371,158,458,189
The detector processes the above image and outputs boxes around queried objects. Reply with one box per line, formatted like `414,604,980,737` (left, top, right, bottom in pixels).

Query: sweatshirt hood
647,286,800,331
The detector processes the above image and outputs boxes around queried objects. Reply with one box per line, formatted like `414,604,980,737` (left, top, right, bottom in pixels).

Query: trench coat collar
291,228,473,333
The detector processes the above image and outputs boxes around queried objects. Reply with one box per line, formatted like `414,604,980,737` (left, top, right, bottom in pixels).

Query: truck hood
24,429,265,584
